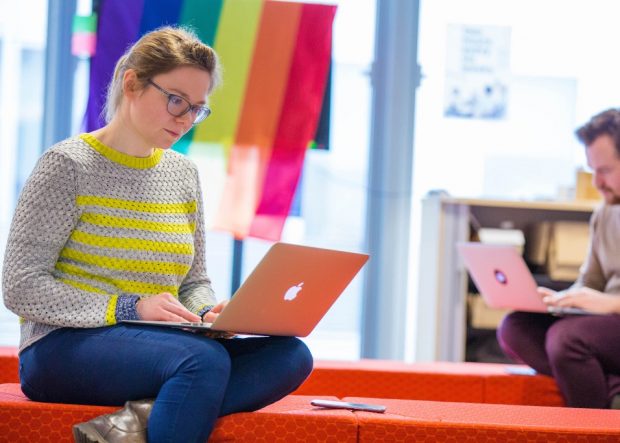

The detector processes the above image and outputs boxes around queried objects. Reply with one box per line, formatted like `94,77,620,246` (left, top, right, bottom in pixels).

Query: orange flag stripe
235,2,302,149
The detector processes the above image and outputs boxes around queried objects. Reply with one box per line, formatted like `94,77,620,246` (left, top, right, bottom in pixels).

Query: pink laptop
457,242,590,315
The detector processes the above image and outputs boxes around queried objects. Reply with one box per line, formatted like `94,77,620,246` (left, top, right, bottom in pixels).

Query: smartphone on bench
311,399,386,413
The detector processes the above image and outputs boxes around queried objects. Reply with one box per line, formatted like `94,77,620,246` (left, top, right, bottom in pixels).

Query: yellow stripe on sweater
56,262,179,297
60,278,117,325
60,248,190,276
81,213,195,234
81,133,163,169
77,195,197,214
61,277,109,295
106,295,118,325
70,230,193,255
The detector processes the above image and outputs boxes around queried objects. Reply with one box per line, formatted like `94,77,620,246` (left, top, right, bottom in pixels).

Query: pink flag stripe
248,4,336,240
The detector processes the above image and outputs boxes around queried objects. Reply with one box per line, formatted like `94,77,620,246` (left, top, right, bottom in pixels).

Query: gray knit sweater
2,134,217,351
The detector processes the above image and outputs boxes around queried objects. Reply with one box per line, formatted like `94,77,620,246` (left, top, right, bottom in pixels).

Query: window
0,1,376,359
0,0,48,345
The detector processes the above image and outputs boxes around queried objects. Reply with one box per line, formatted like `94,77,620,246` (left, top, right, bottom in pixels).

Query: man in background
497,108,620,409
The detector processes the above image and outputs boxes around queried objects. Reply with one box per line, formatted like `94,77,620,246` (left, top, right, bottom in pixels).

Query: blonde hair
104,26,221,123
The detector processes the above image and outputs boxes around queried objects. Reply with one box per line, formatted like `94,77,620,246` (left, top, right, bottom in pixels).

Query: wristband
116,295,141,321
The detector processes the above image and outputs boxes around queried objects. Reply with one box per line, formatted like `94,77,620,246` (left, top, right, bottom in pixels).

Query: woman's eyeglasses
147,79,211,125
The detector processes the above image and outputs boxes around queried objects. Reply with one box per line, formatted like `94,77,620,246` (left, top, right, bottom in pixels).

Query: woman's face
126,66,212,151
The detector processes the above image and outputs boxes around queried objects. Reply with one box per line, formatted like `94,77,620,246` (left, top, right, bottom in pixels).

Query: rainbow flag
84,0,336,241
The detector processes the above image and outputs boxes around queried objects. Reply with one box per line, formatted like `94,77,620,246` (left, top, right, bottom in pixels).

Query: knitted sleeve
2,150,136,327
178,166,218,314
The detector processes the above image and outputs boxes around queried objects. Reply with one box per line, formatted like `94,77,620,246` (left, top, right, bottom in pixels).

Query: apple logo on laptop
494,269,508,285
284,282,304,301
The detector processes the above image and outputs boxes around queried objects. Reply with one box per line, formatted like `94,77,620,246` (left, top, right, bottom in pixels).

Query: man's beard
600,188,620,204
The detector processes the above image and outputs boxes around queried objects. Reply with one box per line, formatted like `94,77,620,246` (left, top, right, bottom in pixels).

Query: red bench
347,396,620,442
0,347,18,384
9,347,608,442
2,382,619,443
294,359,564,406
0,384,357,443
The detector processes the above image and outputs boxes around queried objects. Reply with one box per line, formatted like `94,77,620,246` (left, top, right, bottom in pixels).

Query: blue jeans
19,325,313,443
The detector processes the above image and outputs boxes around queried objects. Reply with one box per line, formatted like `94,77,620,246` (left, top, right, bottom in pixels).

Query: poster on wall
444,24,511,120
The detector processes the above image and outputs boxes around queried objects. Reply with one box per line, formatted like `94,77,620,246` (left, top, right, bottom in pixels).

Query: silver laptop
457,242,591,315
124,242,369,336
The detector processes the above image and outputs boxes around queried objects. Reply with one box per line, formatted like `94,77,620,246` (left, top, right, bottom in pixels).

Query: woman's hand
201,300,235,338
201,300,228,323
136,292,201,322
538,286,620,314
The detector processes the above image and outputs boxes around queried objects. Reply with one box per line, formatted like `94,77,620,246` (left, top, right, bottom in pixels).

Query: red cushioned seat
0,384,356,443
0,383,117,443
294,360,564,406
0,347,18,384
210,395,357,442
346,396,620,442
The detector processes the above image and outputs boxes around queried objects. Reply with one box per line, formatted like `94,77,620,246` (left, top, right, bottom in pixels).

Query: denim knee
293,338,314,377
174,338,232,391
285,337,314,384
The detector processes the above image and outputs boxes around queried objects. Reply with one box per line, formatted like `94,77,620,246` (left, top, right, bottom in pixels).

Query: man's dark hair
576,108,620,156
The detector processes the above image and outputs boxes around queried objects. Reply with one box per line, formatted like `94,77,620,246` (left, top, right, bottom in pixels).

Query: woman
2,26,313,442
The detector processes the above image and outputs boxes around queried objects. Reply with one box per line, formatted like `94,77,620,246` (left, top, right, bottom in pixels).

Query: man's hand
538,286,620,314
136,292,201,322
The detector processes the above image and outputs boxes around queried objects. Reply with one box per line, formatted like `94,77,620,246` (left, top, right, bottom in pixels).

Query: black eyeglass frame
146,79,211,125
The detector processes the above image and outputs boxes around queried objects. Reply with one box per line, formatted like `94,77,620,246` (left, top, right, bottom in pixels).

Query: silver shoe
73,399,153,443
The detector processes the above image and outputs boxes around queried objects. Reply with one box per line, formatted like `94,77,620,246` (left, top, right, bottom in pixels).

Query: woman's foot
73,399,153,443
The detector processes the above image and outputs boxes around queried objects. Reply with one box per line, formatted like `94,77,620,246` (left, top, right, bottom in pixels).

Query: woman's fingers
211,300,228,314
202,300,228,323
164,301,201,322
137,293,201,322
202,311,218,323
